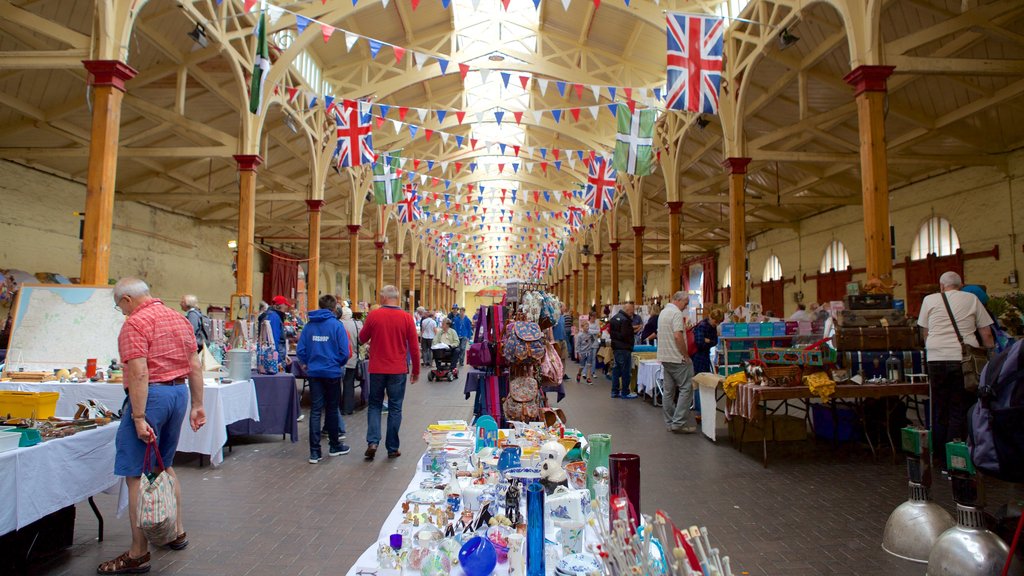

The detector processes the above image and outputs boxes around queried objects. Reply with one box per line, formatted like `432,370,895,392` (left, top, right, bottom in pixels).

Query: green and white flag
612,106,656,175
372,151,402,204
248,13,270,115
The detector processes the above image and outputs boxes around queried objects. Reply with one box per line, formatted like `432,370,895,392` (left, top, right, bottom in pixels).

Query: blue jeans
611,350,632,396
367,373,407,453
308,376,343,456
457,337,469,366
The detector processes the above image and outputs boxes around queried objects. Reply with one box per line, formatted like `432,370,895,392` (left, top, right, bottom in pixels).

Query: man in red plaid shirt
98,278,206,575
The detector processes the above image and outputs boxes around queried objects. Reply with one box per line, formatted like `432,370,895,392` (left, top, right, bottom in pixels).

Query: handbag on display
468,306,495,369
502,321,547,366
257,320,280,375
539,341,564,385
503,376,543,422
138,441,178,546
941,292,989,393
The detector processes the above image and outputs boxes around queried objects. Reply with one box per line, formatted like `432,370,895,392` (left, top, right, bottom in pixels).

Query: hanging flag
612,106,656,175
666,13,724,113
372,150,402,204
566,206,585,230
397,185,422,222
248,13,270,114
335,100,374,167
584,156,617,212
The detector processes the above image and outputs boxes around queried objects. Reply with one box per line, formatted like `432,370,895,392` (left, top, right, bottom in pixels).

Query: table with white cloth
0,379,259,466
0,423,120,536
635,359,663,397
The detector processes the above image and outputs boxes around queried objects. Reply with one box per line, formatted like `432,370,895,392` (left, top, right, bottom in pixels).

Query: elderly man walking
658,291,697,433
360,285,421,460
918,271,995,467
99,278,206,575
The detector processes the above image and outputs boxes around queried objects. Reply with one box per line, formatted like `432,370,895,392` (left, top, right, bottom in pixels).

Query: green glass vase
585,433,611,498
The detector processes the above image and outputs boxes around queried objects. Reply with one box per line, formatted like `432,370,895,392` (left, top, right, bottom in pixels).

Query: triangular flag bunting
345,32,358,51
295,15,311,35
458,63,470,79
393,45,406,64
438,59,450,74
321,24,335,42
368,39,383,59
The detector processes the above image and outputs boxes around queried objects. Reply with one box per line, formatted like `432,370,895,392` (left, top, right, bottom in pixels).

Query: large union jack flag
335,99,374,167
666,14,724,114
397,185,422,223
584,156,617,212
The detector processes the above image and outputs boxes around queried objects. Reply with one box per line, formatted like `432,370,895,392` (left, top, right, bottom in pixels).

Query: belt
150,378,187,386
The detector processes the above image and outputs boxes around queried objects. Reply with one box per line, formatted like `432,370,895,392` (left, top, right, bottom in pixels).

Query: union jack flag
584,156,617,212
335,99,374,167
397,185,422,223
566,206,585,230
666,14,724,114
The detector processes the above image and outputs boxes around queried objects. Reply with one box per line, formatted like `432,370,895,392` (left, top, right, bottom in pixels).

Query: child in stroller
428,346,459,381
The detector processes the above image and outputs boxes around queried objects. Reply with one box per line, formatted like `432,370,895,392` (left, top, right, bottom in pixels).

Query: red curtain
904,250,964,316
760,281,784,317
816,268,854,304
261,249,299,304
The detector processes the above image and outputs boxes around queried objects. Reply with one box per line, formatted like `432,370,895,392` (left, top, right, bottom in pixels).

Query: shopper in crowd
575,318,597,384
296,294,352,463
658,291,696,434
692,309,721,374
339,306,362,414
453,307,473,366
918,271,995,468
179,294,208,353
631,309,645,345
639,303,661,344
961,284,1012,352
609,302,638,399
258,295,290,368
562,306,575,361
551,303,569,377
419,309,437,367
99,278,206,575
433,317,460,349
789,303,811,322
359,285,421,460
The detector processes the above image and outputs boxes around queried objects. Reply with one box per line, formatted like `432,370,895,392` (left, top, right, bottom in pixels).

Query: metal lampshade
926,504,1021,576
882,483,954,563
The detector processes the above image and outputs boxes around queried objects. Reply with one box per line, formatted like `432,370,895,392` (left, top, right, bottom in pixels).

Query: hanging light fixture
695,116,710,130
284,114,299,134
187,23,209,49
778,28,800,50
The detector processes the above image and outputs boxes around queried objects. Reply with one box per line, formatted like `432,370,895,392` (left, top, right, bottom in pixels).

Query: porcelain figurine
539,459,569,495
504,480,522,526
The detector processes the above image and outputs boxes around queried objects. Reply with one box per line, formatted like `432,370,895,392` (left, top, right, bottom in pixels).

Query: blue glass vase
458,535,497,576
526,482,545,576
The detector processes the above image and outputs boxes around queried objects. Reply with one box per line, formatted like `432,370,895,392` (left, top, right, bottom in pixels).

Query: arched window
820,240,850,273
911,217,960,260
722,265,732,288
762,255,783,282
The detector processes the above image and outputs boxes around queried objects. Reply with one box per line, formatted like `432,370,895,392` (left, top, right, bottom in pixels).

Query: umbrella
475,286,506,298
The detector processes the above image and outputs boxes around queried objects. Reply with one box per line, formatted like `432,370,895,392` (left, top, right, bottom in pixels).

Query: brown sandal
167,532,188,550
97,551,151,574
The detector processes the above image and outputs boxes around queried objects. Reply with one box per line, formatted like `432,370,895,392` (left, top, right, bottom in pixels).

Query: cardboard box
734,323,749,337
728,414,807,442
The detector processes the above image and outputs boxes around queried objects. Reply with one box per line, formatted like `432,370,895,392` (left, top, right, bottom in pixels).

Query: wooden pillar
80,60,137,285
582,261,590,314
633,227,645,303
845,65,896,286
594,253,604,310
667,201,684,295
393,253,403,306
374,241,385,302
609,242,621,305
572,269,580,314
419,268,427,309
723,157,751,309
347,225,361,305
428,274,435,309
305,200,325,309
408,261,417,313
234,154,263,299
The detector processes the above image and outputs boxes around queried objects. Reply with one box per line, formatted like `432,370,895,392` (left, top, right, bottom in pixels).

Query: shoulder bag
467,306,494,368
502,321,547,366
138,441,178,546
941,292,989,393
257,319,280,375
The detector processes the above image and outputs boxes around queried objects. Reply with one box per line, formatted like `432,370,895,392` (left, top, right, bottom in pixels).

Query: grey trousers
662,361,695,429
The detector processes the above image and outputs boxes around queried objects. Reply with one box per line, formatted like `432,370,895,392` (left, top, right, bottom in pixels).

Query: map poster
4,284,125,375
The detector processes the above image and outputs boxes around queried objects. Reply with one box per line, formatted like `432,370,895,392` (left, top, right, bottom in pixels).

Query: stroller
427,346,459,381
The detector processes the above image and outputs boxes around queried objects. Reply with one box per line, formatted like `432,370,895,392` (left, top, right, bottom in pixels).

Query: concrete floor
31,358,1023,575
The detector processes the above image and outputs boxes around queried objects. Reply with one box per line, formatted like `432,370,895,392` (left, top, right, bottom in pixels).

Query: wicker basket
763,365,803,387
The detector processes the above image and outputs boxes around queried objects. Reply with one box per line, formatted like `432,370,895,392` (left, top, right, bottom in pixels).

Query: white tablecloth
0,379,259,466
0,423,120,535
636,360,663,396
693,373,725,442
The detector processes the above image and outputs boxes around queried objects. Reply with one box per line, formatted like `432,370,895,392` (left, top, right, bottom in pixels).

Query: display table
0,379,259,466
0,423,119,535
227,372,299,441
635,360,662,397
730,382,929,467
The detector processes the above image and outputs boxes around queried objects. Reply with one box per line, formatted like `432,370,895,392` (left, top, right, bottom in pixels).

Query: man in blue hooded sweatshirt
296,294,352,463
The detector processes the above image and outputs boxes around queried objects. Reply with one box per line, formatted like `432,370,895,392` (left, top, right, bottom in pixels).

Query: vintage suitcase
836,309,907,328
834,326,922,351
844,293,894,310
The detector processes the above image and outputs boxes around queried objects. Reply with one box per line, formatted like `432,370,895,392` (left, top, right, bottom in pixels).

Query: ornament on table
539,459,569,494
504,479,522,526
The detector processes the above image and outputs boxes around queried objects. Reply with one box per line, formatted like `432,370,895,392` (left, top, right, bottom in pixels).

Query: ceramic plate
405,488,445,504
557,553,602,575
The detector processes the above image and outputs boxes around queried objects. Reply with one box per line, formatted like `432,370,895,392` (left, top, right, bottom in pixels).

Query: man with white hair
917,271,995,465
179,294,207,353
99,278,206,575
658,291,696,433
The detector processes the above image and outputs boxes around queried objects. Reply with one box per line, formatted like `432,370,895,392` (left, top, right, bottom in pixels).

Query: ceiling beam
0,49,89,69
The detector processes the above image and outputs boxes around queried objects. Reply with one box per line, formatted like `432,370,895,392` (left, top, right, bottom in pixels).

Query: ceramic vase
585,433,611,498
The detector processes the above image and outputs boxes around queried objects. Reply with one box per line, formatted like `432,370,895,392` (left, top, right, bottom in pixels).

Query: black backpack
969,338,1024,482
